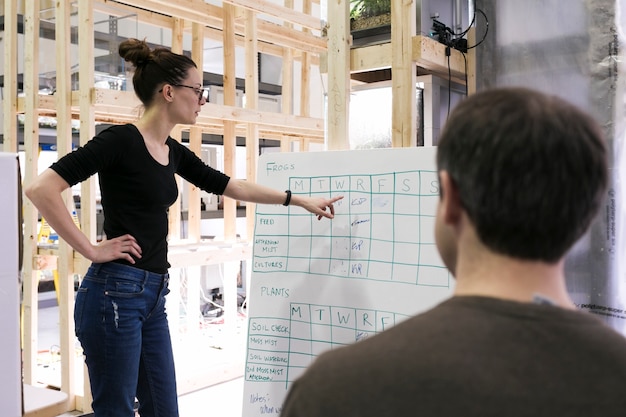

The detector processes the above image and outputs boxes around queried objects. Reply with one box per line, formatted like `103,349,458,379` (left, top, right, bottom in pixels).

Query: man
280,87,626,417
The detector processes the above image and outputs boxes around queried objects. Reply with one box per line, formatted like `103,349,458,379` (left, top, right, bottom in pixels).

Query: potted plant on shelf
350,0,391,32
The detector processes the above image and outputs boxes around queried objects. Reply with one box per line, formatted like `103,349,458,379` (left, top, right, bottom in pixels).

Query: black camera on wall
431,19,467,53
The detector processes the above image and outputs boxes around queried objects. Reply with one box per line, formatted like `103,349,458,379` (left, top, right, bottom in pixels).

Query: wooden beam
79,1,97,259
95,0,174,28
349,42,393,73
186,132,202,242
280,0,294,153
33,254,57,271
412,35,466,81
391,0,416,147
109,0,326,53
199,102,324,134
281,47,294,115
3,0,18,153
188,22,204,242
466,28,476,95
22,0,41,387
223,4,238,241
255,19,325,53
17,90,325,139
55,0,77,408
185,23,204,343
168,242,252,268
282,0,294,112
109,0,224,28
77,2,96,412
300,0,312,118
244,8,259,239
168,18,185,241
168,124,184,238
223,0,320,30
33,249,84,274
325,0,350,150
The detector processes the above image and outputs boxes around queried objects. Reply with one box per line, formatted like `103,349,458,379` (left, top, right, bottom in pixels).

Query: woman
25,38,342,417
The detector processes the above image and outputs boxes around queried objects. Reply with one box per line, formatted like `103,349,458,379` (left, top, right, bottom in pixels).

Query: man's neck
452,246,576,309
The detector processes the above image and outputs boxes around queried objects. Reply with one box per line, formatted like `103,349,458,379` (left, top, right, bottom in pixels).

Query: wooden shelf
23,384,69,417
347,35,467,83
181,207,248,220
168,240,252,269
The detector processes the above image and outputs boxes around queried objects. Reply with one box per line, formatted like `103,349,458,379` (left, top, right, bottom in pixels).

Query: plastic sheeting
475,0,626,333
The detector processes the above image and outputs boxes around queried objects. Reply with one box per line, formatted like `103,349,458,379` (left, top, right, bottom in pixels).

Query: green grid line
253,170,449,287
245,304,413,385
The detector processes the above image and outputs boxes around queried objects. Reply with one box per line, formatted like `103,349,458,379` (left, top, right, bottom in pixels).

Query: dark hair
436,87,608,262
118,38,197,106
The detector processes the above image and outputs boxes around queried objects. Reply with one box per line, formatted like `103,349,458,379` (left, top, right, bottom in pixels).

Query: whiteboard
242,147,455,416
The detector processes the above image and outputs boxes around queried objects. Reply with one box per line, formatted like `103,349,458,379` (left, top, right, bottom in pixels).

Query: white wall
0,153,22,417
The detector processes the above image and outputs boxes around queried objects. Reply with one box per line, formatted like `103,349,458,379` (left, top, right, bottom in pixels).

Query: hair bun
118,38,151,67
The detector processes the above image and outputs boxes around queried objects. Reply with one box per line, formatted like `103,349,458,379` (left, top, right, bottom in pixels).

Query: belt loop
92,263,102,274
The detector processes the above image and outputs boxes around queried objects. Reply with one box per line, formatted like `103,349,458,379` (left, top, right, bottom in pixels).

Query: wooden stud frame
8,0,475,414
9,0,325,413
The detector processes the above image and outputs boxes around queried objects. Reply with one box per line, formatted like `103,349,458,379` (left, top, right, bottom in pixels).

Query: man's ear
439,170,463,225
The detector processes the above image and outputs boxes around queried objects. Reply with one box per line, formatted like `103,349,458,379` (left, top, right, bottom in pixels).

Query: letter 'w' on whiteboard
242,147,454,416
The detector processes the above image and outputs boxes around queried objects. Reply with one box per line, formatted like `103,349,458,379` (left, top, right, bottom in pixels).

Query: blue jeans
75,262,179,417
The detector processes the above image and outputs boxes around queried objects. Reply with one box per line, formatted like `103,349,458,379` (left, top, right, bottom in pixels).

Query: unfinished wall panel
475,0,626,334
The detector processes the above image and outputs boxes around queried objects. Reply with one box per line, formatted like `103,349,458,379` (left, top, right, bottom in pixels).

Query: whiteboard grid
252,170,450,287
245,304,410,389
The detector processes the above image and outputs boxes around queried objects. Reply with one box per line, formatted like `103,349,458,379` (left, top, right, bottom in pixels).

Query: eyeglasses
173,84,209,102
160,84,209,103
